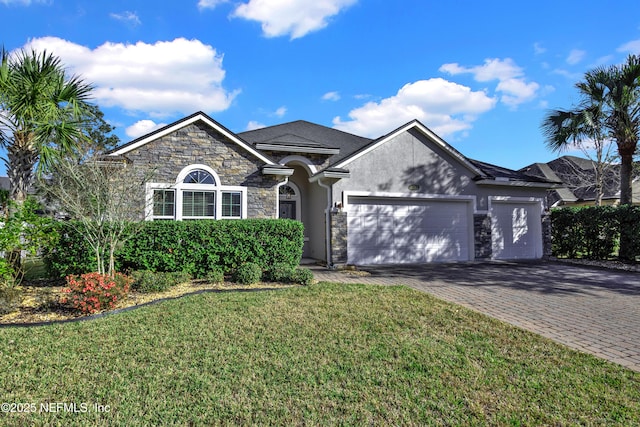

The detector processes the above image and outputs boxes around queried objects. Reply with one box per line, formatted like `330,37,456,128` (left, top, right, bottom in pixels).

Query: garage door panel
347,197,471,265
491,202,541,260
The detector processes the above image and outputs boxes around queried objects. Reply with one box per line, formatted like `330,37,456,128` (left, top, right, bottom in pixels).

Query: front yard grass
1,282,639,426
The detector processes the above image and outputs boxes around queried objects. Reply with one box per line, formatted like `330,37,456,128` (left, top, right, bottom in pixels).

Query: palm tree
0,48,93,202
542,55,640,205
542,100,611,206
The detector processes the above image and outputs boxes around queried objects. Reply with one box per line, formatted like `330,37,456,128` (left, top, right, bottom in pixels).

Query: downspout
275,177,289,218
317,178,333,269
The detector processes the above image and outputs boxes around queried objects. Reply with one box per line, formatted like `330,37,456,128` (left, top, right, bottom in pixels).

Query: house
521,155,640,207
106,112,557,266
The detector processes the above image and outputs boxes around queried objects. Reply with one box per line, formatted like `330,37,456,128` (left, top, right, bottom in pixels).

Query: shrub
0,259,15,287
0,285,22,315
205,268,225,284
233,262,262,285
131,270,191,293
265,262,296,283
43,222,103,278
62,272,132,314
292,267,314,286
47,219,305,279
119,219,304,277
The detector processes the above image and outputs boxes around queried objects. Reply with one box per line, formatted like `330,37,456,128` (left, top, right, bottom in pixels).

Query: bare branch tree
39,150,154,276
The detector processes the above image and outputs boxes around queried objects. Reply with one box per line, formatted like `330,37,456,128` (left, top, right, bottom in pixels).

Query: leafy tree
0,198,56,284
0,47,93,202
80,104,120,155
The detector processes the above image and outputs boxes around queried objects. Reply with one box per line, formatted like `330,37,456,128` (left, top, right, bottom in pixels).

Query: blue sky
2,0,640,175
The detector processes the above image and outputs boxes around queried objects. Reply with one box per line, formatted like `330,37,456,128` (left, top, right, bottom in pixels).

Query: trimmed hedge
44,219,305,279
551,205,640,261
43,222,101,278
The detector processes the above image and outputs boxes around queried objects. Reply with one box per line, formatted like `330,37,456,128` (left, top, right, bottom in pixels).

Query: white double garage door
347,196,542,265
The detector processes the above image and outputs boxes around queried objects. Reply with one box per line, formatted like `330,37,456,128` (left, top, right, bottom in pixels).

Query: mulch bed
1,279,298,326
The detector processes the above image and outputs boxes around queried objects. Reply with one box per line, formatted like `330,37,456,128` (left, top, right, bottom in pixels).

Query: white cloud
21,37,240,117
533,42,546,55
232,0,357,39
496,79,539,107
332,78,496,138
322,91,340,101
440,58,539,107
618,39,640,54
440,58,522,82
274,106,287,117
197,0,228,9
110,11,141,26
125,120,166,138
566,49,586,65
245,120,266,131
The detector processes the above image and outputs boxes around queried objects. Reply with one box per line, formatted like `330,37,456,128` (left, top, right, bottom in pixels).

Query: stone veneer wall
474,213,492,259
330,210,348,266
124,121,283,219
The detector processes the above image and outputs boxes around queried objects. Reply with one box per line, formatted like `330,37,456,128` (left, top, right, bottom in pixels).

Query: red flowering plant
61,272,133,315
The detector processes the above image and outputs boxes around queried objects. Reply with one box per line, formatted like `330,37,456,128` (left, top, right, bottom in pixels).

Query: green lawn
1,283,638,426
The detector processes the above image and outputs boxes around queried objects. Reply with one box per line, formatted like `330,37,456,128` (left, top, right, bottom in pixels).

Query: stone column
474,213,492,259
330,210,348,266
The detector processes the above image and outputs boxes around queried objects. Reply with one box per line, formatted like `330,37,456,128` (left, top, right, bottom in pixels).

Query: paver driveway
311,260,640,372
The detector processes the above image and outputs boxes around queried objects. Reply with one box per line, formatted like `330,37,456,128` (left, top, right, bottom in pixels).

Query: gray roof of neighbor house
520,155,633,204
469,159,557,184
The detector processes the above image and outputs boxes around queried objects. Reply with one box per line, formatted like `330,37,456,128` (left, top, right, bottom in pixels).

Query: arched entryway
278,157,327,261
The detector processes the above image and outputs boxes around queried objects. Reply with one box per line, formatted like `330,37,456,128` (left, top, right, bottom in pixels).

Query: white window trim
146,165,248,221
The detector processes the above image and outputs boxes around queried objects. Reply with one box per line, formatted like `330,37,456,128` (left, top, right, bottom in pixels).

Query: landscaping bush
62,272,132,314
0,285,22,315
119,219,304,277
45,219,305,279
551,205,640,261
205,268,225,284
131,270,192,293
43,221,110,278
233,262,262,285
618,205,640,262
265,262,296,282
292,267,314,286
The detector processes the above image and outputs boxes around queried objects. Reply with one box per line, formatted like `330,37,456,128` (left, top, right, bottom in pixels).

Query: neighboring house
106,111,556,266
521,155,640,207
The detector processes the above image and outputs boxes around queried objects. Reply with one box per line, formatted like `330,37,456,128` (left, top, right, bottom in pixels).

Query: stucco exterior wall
332,129,549,211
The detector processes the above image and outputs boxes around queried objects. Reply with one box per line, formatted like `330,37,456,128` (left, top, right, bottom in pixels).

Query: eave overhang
475,179,561,189
255,143,340,155
261,166,295,176
309,169,350,183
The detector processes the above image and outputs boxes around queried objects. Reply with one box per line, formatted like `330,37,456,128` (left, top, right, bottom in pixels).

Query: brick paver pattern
310,261,640,372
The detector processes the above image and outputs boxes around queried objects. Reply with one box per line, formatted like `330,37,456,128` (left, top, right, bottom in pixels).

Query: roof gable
107,111,277,165
333,120,485,177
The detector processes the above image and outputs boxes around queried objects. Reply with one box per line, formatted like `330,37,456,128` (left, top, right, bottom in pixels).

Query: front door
279,201,296,219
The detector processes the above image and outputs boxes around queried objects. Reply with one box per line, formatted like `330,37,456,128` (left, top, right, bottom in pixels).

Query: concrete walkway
310,260,640,372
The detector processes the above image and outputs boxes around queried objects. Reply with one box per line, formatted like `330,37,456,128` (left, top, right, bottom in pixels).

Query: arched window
184,169,216,185
147,164,246,220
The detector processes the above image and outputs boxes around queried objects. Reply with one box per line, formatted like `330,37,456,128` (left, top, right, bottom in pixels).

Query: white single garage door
347,197,473,265
491,200,543,260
